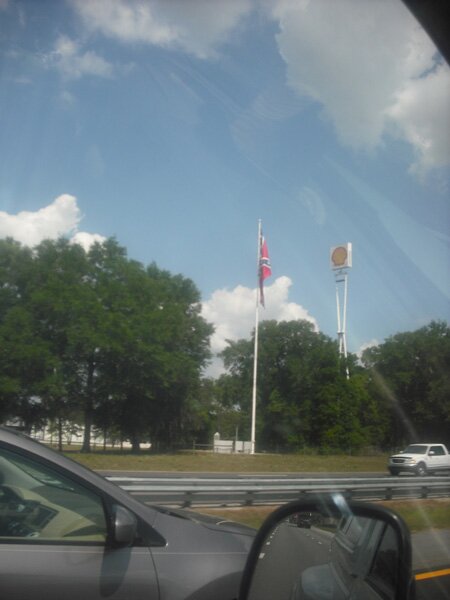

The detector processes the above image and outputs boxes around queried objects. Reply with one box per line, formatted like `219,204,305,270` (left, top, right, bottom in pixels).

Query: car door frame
0,440,164,600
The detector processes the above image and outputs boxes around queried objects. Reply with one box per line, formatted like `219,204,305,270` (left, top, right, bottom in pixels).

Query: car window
403,446,427,454
0,448,107,543
430,446,444,455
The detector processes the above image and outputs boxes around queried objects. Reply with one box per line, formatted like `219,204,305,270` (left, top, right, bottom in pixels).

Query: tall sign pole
330,243,352,378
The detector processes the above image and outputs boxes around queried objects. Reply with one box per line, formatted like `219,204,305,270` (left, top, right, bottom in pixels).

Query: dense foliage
212,320,450,452
0,238,212,451
1,237,448,452
215,320,380,453
361,321,450,447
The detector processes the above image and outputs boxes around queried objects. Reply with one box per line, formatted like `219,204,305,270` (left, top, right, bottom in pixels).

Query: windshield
403,445,428,454
1,0,448,452
1,448,76,491
0,2,449,596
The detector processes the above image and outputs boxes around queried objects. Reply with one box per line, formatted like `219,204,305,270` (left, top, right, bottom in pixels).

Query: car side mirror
238,494,415,600
112,505,137,547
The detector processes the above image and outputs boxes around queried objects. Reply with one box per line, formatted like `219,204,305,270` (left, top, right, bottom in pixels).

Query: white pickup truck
388,443,450,476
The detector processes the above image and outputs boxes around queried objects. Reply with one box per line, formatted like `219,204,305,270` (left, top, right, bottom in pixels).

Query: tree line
0,238,212,451
213,319,449,452
1,237,448,452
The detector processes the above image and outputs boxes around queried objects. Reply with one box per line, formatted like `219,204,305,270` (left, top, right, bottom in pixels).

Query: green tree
29,238,104,450
221,320,379,452
0,237,213,452
89,254,213,451
0,239,52,428
362,321,450,447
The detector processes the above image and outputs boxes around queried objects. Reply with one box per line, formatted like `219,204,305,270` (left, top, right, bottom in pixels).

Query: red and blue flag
259,234,271,307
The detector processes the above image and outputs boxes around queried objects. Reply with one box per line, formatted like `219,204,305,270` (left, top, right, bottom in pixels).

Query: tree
362,321,450,447
84,252,213,451
204,375,248,441
0,305,52,430
0,239,52,428
0,237,213,452
221,320,377,452
29,238,104,450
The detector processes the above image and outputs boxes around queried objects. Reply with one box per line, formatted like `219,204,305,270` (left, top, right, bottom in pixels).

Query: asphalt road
247,521,333,599
247,521,450,600
413,528,450,600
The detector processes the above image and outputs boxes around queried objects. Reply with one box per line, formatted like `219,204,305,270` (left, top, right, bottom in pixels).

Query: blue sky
1,0,449,375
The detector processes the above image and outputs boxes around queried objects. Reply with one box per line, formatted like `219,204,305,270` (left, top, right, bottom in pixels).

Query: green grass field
65,449,388,473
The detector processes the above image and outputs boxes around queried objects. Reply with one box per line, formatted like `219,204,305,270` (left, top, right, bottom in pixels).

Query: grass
383,499,450,532
194,499,450,532
64,449,388,473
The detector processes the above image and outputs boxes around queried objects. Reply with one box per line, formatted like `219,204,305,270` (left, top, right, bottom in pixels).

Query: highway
248,522,333,599
247,521,450,600
414,528,450,600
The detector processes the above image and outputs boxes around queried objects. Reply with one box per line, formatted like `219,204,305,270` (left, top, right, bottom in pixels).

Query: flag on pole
259,233,271,307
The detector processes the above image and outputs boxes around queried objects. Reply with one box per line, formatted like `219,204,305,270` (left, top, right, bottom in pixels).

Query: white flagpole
251,219,262,455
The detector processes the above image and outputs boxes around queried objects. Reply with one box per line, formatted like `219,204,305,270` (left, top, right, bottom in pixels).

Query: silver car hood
152,505,256,537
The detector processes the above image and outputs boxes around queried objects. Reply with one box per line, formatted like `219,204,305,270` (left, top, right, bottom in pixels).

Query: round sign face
331,246,348,267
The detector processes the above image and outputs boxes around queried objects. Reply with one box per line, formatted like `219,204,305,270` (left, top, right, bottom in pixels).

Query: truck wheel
388,468,399,476
415,463,427,476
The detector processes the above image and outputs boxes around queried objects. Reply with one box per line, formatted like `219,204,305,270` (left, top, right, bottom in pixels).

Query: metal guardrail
107,475,450,507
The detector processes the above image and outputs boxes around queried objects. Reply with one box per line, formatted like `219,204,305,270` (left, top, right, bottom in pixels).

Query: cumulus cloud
50,35,114,79
0,194,105,249
386,64,450,176
0,195,80,246
66,0,448,172
269,0,450,174
70,231,107,250
70,0,252,59
202,275,318,376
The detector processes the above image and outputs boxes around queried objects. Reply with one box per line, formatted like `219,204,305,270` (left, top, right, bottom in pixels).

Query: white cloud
0,194,105,250
269,0,450,174
66,0,449,172
70,0,252,59
386,63,450,176
202,275,318,376
50,35,114,79
0,194,80,246
71,231,106,250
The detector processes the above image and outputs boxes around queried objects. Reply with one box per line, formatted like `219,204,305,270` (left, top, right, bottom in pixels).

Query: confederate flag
259,234,272,307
